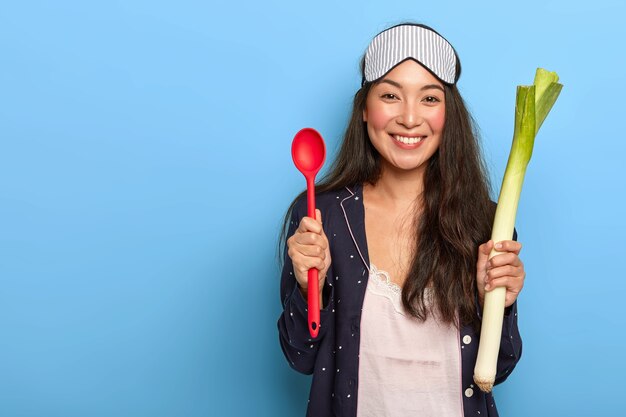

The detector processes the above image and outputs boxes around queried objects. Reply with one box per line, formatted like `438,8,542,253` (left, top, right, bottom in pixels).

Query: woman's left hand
476,240,525,308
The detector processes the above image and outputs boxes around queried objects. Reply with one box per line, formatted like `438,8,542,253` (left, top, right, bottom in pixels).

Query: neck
369,164,426,208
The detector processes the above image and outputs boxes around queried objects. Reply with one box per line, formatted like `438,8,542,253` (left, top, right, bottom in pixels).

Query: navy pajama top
277,184,522,417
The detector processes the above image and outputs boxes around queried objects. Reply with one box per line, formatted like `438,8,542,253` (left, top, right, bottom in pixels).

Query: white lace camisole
356,264,464,417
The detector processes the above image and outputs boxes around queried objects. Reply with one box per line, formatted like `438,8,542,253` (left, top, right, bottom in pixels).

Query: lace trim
368,263,405,315
369,263,402,295
368,264,434,316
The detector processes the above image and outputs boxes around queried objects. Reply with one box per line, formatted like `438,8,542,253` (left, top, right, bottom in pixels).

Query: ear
362,107,368,122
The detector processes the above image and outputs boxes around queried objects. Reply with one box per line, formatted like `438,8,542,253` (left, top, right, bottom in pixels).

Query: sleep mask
363,24,459,86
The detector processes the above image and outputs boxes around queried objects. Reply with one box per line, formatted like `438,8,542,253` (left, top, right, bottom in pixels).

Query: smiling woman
363,60,446,177
277,23,524,417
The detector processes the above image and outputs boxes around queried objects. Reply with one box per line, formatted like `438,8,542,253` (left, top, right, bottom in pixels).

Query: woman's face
363,59,446,176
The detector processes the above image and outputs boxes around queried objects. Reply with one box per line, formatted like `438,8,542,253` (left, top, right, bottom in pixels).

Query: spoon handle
306,176,320,338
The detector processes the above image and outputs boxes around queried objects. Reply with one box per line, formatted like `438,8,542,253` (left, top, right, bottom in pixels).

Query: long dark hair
279,23,494,328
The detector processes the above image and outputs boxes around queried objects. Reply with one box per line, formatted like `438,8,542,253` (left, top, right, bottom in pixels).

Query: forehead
374,59,444,89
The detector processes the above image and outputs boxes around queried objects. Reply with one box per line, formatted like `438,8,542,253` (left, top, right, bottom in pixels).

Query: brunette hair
279,23,494,327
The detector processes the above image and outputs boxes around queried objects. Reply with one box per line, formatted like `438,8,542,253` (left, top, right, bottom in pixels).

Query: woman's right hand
287,209,331,301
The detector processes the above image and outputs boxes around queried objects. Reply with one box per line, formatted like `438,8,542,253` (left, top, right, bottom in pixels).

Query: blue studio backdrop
1,1,625,416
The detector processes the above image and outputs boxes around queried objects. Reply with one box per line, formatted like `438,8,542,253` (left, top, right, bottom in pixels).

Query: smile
393,135,426,145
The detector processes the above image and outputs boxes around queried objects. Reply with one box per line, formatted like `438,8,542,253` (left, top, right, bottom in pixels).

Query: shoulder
317,185,359,210
291,184,360,218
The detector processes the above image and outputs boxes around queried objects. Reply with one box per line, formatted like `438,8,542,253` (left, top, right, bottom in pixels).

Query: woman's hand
287,209,332,302
476,240,525,308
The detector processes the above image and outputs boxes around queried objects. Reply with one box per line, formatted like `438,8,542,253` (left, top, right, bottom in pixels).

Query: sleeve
473,299,522,385
494,300,522,385
276,198,335,375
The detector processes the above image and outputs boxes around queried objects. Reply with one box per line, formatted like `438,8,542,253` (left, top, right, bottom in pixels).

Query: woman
278,23,525,417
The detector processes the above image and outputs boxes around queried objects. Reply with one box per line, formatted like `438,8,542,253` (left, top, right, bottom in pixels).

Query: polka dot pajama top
278,184,522,417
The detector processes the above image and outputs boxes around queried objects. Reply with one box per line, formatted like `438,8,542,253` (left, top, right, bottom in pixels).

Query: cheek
429,108,446,132
365,103,393,130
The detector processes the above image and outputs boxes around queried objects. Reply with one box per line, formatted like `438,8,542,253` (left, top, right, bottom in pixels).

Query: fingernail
485,284,490,291
495,242,502,249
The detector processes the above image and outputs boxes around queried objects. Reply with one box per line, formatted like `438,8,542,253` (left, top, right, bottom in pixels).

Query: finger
505,293,520,307
478,240,494,258
476,240,494,276
477,274,487,291
494,240,522,255
291,253,327,274
293,231,328,249
287,250,309,284
485,275,524,292
297,216,323,234
293,240,327,259
291,227,329,263
316,209,330,241
488,252,522,269
486,265,521,282
477,276,486,297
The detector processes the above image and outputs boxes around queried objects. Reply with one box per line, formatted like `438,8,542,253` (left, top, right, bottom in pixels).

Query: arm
277,199,334,375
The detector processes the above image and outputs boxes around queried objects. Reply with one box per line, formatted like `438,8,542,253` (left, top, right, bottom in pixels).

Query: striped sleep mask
363,24,458,85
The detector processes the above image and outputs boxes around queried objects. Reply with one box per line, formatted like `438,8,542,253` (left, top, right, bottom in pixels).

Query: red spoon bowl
292,128,326,176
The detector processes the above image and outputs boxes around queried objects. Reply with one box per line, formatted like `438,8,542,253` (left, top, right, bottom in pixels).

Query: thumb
477,240,494,264
316,209,328,239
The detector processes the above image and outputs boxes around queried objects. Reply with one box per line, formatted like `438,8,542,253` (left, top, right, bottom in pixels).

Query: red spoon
291,128,326,338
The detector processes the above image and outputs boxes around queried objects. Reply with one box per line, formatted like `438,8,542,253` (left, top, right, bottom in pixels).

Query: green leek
473,68,563,393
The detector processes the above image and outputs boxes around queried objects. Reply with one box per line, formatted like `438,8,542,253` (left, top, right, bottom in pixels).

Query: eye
381,93,399,101
423,95,441,104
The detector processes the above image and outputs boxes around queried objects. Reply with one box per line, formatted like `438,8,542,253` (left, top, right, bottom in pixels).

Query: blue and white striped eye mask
363,24,458,85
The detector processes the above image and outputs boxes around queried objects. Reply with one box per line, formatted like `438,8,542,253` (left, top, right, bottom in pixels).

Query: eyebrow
379,79,444,92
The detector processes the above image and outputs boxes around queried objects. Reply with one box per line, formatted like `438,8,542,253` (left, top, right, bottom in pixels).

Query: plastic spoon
291,127,326,338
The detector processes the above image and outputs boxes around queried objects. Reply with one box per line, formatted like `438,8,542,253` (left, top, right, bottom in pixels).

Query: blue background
1,0,624,416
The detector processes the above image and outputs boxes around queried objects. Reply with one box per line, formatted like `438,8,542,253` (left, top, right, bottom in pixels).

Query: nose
397,101,424,128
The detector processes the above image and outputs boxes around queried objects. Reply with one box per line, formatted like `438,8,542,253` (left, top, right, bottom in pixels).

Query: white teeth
394,135,425,145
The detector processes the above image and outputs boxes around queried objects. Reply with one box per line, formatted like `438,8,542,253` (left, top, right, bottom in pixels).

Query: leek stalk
473,68,563,393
